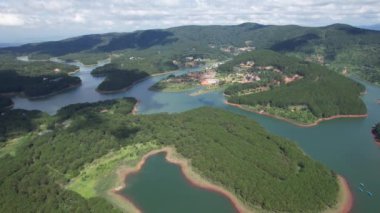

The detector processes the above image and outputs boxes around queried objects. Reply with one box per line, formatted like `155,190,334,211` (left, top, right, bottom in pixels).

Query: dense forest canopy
0,70,81,98
222,50,367,118
0,54,80,107
0,109,48,143
91,64,149,92
0,98,340,212
0,54,78,76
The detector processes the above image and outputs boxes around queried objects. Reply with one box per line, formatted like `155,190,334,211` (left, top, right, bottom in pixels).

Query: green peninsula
0,98,343,212
0,54,81,104
91,64,149,93
222,50,367,125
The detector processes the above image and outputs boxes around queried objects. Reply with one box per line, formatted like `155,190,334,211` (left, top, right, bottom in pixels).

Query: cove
11,60,380,212
116,151,239,213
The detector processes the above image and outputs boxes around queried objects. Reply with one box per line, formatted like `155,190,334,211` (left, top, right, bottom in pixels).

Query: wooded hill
0,70,81,99
91,64,149,93
0,54,80,110
222,50,367,119
0,98,340,212
1,23,379,83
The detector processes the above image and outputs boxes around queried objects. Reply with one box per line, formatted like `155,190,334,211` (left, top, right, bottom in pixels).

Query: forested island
0,70,81,99
150,73,201,92
0,53,81,108
0,98,350,212
0,54,79,76
91,64,149,93
221,50,367,125
372,123,380,143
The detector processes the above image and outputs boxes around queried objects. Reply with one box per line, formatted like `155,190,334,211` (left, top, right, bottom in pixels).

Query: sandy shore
151,69,179,76
110,147,252,213
339,176,354,213
68,68,81,76
225,101,367,128
324,175,353,213
131,100,140,115
109,147,352,213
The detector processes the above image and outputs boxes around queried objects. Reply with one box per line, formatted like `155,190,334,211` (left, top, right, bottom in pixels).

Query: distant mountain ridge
0,23,376,51
0,43,22,48
1,22,374,55
1,22,380,83
359,24,380,31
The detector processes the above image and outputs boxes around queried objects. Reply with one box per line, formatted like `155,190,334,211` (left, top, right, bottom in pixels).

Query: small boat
360,183,365,187
366,191,373,197
358,187,364,192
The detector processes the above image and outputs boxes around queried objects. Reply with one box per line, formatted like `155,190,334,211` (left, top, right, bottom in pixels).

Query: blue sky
0,0,379,43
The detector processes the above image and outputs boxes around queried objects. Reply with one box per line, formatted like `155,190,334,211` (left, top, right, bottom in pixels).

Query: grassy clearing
0,135,30,158
67,141,160,198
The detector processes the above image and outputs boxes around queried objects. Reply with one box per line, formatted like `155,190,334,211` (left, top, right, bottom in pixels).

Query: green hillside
0,53,80,103
221,50,366,123
1,23,379,83
0,98,340,212
91,64,149,93
0,70,81,99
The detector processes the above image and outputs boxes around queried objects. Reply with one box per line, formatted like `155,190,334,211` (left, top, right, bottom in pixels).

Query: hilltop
0,98,344,212
0,22,379,83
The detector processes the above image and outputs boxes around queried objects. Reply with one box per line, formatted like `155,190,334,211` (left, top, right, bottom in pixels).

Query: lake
119,152,238,213
12,61,380,212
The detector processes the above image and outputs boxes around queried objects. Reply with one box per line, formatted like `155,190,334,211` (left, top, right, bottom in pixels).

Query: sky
0,0,379,43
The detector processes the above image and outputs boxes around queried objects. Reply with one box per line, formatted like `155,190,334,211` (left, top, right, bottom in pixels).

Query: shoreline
131,100,140,115
27,83,82,100
96,76,151,94
110,147,252,213
68,68,81,76
1,83,81,101
225,101,368,128
328,175,353,213
96,68,183,94
151,69,179,76
371,130,380,145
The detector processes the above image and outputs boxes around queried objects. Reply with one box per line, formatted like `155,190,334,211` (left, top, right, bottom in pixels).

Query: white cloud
0,0,380,42
27,0,72,12
72,13,86,23
0,13,24,26
156,0,181,7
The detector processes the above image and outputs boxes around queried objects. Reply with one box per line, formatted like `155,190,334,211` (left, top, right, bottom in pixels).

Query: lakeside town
150,54,304,96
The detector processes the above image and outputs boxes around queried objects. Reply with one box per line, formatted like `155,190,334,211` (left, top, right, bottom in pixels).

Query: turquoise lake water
120,152,238,213
12,61,380,212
